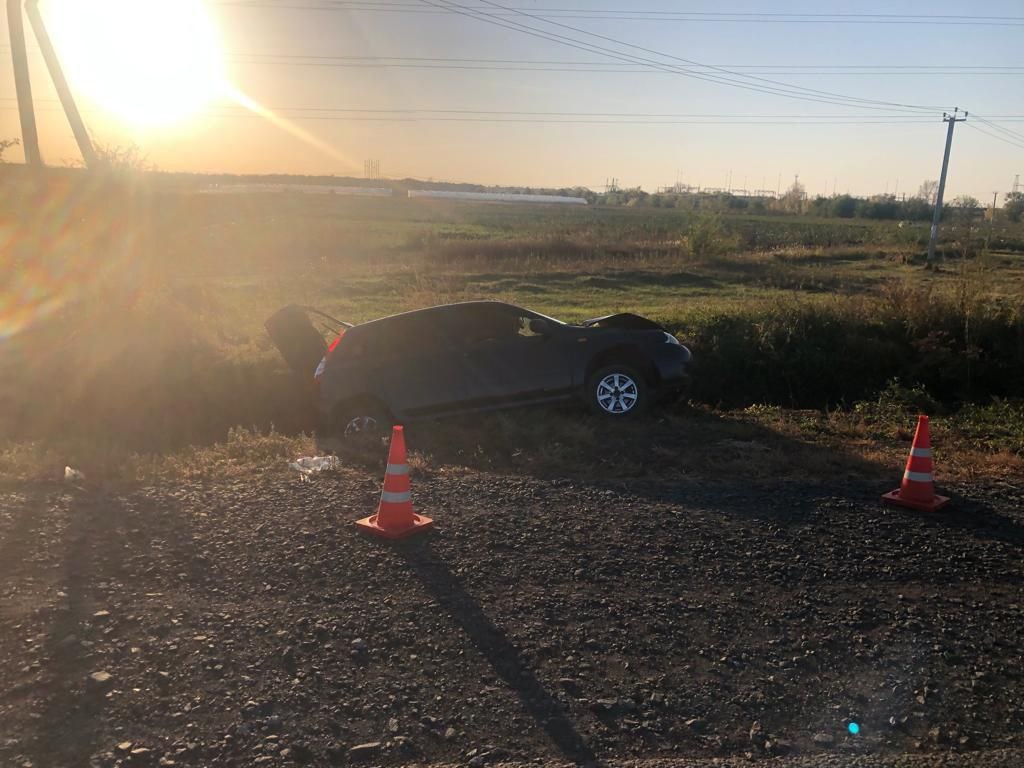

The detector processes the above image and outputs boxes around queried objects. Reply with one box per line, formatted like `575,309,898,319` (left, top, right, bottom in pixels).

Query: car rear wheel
328,399,392,439
587,365,648,417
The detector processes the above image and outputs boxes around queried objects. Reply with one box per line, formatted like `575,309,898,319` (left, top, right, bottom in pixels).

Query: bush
832,195,857,218
685,214,739,258
853,379,941,422
680,293,1024,409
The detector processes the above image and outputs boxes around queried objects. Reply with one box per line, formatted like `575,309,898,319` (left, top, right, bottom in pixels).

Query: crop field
2,172,1023,477
2,171,1024,767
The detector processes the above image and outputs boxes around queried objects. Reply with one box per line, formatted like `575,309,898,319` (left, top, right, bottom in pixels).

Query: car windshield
523,307,565,326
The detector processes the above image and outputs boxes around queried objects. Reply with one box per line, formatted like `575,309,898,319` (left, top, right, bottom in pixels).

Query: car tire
586,364,649,418
328,398,392,439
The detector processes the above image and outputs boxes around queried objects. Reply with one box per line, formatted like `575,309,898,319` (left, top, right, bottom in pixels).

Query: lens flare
225,87,357,170
0,175,139,340
44,0,226,128
848,722,861,735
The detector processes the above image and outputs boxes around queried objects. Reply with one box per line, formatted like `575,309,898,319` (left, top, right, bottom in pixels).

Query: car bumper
653,344,691,393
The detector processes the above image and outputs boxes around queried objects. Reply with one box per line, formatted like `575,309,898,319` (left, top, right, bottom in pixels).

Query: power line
214,107,945,120
7,98,1023,121
971,114,1024,144
213,1,1024,25
465,0,947,112
0,104,943,124
201,113,942,125
224,54,1024,75
416,0,946,113
966,122,1024,151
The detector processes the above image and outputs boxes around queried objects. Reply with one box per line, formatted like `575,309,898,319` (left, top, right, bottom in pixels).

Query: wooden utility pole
926,108,967,268
7,0,41,166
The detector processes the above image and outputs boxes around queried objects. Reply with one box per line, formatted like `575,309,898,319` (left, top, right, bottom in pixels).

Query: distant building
407,190,587,205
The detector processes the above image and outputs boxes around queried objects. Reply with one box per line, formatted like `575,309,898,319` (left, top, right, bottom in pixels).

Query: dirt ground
2,457,1023,768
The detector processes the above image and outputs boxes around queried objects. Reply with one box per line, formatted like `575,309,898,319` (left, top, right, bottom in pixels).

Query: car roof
354,300,522,330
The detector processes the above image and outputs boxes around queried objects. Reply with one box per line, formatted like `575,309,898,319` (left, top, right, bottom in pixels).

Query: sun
44,0,226,128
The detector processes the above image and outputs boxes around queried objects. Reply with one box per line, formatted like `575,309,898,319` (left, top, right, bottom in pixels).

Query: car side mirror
529,318,551,335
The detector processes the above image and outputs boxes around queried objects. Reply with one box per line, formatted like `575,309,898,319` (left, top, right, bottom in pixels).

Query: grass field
2,170,1023,482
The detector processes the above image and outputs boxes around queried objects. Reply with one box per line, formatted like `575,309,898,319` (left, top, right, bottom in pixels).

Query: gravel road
1,466,1022,767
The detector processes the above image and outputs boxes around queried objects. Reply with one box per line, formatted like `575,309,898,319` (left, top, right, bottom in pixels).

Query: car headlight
662,332,681,345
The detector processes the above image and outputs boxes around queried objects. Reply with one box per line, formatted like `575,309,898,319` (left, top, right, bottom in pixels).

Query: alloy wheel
596,373,639,414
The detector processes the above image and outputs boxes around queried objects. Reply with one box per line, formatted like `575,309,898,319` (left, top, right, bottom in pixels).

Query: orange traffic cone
355,426,433,539
881,415,950,512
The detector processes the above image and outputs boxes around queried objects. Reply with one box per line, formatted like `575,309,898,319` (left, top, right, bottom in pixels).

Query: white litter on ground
288,456,341,479
64,466,85,482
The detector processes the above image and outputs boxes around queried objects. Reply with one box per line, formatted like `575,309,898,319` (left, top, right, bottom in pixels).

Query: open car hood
580,312,665,331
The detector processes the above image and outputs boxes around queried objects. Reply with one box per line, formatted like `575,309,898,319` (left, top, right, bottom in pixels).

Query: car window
444,306,518,345
514,313,546,338
356,312,450,358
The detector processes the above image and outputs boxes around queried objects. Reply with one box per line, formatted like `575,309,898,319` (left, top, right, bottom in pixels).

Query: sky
1,0,1023,199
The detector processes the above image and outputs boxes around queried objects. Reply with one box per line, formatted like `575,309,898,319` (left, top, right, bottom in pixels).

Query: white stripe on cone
385,463,409,475
910,448,932,458
380,490,411,504
904,470,934,483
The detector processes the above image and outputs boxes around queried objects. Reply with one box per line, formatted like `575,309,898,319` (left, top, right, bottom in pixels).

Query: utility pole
5,0,95,167
926,108,968,268
987,191,998,251
25,0,95,166
7,0,41,166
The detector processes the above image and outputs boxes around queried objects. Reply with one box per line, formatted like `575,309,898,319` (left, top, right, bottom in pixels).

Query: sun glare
44,0,225,128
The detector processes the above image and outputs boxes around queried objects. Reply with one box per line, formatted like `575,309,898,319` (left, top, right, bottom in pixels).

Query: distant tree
806,196,831,217
917,179,939,205
903,197,933,221
952,195,981,211
831,194,857,218
92,142,154,173
1004,191,1024,223
779,179,806,213
0,137,20,162
949,195,982,258
857,195,901,220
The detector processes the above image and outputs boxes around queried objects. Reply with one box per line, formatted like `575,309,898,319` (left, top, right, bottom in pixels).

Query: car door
449,305,573,405
368,311,473,416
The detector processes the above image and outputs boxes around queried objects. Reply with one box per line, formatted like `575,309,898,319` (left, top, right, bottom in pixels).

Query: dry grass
0,428,315,487
737,406,1024,484
2,173,1023,491
2,400,1018,492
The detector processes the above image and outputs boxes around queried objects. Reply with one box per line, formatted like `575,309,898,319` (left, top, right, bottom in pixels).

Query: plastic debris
288,456,341,479
64,466,86,482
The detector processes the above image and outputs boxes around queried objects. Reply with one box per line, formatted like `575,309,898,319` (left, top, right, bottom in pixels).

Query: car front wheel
587,365,648,417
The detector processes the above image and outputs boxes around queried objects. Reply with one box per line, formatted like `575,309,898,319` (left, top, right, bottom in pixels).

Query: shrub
685,214,740,258
681,293,1024,409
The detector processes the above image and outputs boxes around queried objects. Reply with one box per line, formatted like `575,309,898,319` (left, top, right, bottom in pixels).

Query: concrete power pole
926,108,967,268
7,0,41,165
5,0,96,167
987,191,999,251
25,0,95,166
